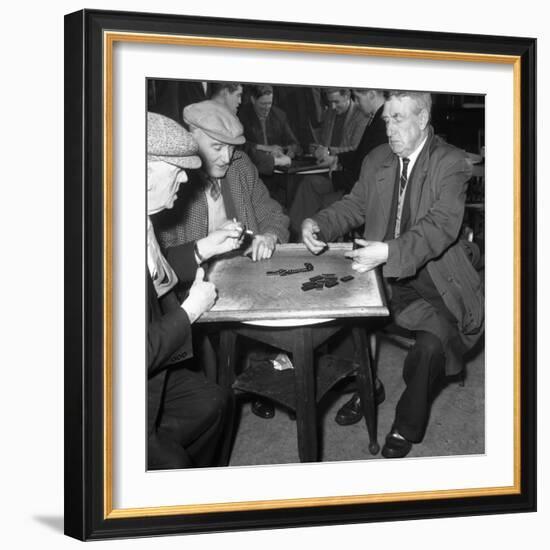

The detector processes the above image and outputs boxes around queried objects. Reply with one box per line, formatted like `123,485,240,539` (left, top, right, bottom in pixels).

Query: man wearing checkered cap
147,112,235,470
153,100,289,263
151,100,290,421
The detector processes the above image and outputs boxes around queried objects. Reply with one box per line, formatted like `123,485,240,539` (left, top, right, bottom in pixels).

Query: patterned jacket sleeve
237,152,290,243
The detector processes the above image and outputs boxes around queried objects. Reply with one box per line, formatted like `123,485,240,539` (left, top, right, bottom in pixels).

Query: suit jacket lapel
221,170,239,222
408,135,432,222
375,151,399,229
188,172,209,241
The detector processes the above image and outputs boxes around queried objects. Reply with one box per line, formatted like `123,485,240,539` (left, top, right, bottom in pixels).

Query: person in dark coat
147,112,240,470
289,89,387,237
302,91,484,458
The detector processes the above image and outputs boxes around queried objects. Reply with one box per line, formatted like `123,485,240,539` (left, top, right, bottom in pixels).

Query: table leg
217,329,238,465
352,326,380,455
292,326,317,462
218,329,238,389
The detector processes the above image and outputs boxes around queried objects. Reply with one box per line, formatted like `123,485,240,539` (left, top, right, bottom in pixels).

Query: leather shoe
381,430,412,458
334,382,385,426
251,398,275,419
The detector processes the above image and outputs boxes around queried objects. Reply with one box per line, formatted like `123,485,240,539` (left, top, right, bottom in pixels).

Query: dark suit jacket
147,241,196,434
333,105,388,192
314,127,484,374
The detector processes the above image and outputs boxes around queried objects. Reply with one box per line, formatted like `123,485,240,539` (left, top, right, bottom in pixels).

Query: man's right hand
196,221,243,261
273,154,291,168
181,267,217,323
302,218,327,255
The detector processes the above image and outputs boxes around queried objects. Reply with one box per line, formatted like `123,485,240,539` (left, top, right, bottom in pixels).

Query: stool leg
353,326,380,455
292,327,317,462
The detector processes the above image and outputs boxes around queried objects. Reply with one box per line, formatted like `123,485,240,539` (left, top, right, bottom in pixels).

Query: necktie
209,177,221,201
399,157,410,195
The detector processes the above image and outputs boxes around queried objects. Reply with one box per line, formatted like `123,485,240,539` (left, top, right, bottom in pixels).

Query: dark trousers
393,330,446,443
288,174,343,240
148,367,234,470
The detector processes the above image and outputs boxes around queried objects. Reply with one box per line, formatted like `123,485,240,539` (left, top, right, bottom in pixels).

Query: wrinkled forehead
192,127,222,146
382,96,417,117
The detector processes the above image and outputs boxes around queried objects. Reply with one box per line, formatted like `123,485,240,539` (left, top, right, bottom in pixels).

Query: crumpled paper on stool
271,352,294,371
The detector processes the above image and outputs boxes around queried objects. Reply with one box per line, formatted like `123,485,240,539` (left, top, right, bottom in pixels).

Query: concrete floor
229,338,485,466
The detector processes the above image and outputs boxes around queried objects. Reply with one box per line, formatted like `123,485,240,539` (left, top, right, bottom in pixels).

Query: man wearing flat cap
152,100,290,420
153,100,289,263
147,112,237,470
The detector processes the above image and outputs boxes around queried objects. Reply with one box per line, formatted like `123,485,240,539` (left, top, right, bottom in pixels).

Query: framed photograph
64,9,536,540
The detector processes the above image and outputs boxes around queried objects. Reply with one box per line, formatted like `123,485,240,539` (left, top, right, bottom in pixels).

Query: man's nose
221,148,231,164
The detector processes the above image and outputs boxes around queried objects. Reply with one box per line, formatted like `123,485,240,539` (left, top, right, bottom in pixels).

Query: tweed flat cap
183,100,246,145
147,112,201,169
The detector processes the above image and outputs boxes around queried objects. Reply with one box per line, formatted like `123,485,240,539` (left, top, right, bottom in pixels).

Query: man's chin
209,167,229,178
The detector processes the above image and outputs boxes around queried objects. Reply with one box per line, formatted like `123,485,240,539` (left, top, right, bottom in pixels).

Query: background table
274,158,332,207
199,243,389,462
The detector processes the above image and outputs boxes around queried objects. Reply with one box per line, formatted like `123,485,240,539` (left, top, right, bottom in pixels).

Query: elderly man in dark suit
147,112,240,470
302,91,484,458
153,100,290,420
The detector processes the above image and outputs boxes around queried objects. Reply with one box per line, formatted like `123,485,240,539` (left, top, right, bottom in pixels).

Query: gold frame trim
103,31,522,519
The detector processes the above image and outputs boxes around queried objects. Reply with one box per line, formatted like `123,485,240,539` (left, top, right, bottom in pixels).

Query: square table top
199,243,389,323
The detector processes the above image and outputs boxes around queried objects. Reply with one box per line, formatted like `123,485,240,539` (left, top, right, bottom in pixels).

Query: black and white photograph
60,6,536,542
146,79,486,470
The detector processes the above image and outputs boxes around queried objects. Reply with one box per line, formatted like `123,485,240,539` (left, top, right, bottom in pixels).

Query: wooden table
199,243,389,462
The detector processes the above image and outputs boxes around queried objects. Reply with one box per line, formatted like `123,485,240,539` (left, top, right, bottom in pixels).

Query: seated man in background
147,112,238,470
210,82,243,115
153,100,290,420
302,91,484,458
238,84,301,204
310,88,369,159
289,89,386,237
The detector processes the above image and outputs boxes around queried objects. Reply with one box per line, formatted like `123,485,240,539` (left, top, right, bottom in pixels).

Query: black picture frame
64,8,536,541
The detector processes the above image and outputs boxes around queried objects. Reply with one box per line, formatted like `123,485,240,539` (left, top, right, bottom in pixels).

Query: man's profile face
194,130,235,178
252,93,273,118
382,96,427,158
327,91,350,115
223,86,243,115
147,161,188,215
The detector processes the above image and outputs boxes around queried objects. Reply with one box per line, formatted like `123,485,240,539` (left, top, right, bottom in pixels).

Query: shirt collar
399,133,428,174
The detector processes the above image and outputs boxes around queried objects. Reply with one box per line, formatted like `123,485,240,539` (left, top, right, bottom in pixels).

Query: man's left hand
246,233,277,261
344,239,388,272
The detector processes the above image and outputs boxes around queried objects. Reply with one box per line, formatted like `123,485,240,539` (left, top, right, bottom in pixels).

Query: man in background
210,82,243,115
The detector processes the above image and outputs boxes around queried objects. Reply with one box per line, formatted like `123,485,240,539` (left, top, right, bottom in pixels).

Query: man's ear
146,163,153,191
418,108,429,130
